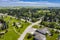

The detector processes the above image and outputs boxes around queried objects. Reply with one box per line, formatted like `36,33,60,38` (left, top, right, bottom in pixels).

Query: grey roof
37,27,50,35
34,32,46,40
33,27,51,40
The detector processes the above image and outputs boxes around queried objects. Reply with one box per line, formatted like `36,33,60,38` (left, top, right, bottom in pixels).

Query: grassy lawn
46,33,59,40
46,28,59,40
0,27,19,40
16,22,30,34
0,15,30,40
32,25,40,29
24,33,34,40
32,25,44,29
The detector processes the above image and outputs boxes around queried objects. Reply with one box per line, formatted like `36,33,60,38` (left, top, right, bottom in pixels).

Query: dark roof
36,27,50,35
34,32,46,40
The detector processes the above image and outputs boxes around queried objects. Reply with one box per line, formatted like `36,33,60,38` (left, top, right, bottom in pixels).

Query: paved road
18,16,44,40
0,13,44,40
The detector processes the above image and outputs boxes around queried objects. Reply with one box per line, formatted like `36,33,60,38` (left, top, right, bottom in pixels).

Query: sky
0,0,60,7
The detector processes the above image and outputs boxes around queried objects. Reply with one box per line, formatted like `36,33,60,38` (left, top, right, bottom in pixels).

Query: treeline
0,8,60,22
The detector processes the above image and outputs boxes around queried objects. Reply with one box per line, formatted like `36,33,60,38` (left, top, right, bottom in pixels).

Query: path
18,16,44,40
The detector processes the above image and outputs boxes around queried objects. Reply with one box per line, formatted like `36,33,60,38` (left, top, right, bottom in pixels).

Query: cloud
0,0,60,7
0,0,20,2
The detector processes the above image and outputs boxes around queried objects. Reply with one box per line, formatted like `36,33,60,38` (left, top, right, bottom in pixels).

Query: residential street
18,16,44,40
0,13,45,40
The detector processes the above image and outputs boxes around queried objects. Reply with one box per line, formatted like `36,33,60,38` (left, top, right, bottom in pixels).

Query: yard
46,33,59,40
46,28,59,40
24,33,34,40
32,25,44,29
0,15,30,40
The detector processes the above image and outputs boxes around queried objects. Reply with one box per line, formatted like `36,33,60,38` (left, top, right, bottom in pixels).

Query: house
32,27,51,40
34,32,46,40
36,27,51,35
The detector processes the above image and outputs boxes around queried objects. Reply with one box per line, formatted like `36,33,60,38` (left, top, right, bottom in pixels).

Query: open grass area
46,28,59,40
0,15,30,40
46,33,59,40
24,33,34,40
32,25,44,29
16,22,30,34
32,25,40,29
0,27,19,40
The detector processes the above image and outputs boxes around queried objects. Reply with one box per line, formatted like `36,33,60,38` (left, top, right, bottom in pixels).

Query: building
36,27,50,35
33,27,51,40
34,32,46,40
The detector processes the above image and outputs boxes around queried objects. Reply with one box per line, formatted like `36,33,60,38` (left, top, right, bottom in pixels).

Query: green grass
32,25,44,29
16,22,30,34
46,29,59,40
0,27,19,40
24,33,34,40
0,15,30,40
3,16,30,33
32,25,40,29
46,33,58,40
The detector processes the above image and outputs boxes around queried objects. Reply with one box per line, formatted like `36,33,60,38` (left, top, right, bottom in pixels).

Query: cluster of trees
44,9,60,22
39,9,60,30
0,8,50,22
41,21,60,29
0,19,8,30
0,8,60,22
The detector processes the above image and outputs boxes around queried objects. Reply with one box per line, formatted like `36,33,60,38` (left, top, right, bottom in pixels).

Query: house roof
34,32,46,40
37,27,50,35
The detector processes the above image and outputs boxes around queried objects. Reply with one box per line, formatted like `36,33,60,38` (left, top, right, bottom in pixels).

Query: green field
24,33,34,40
0,15,30,40
46,33,59,40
